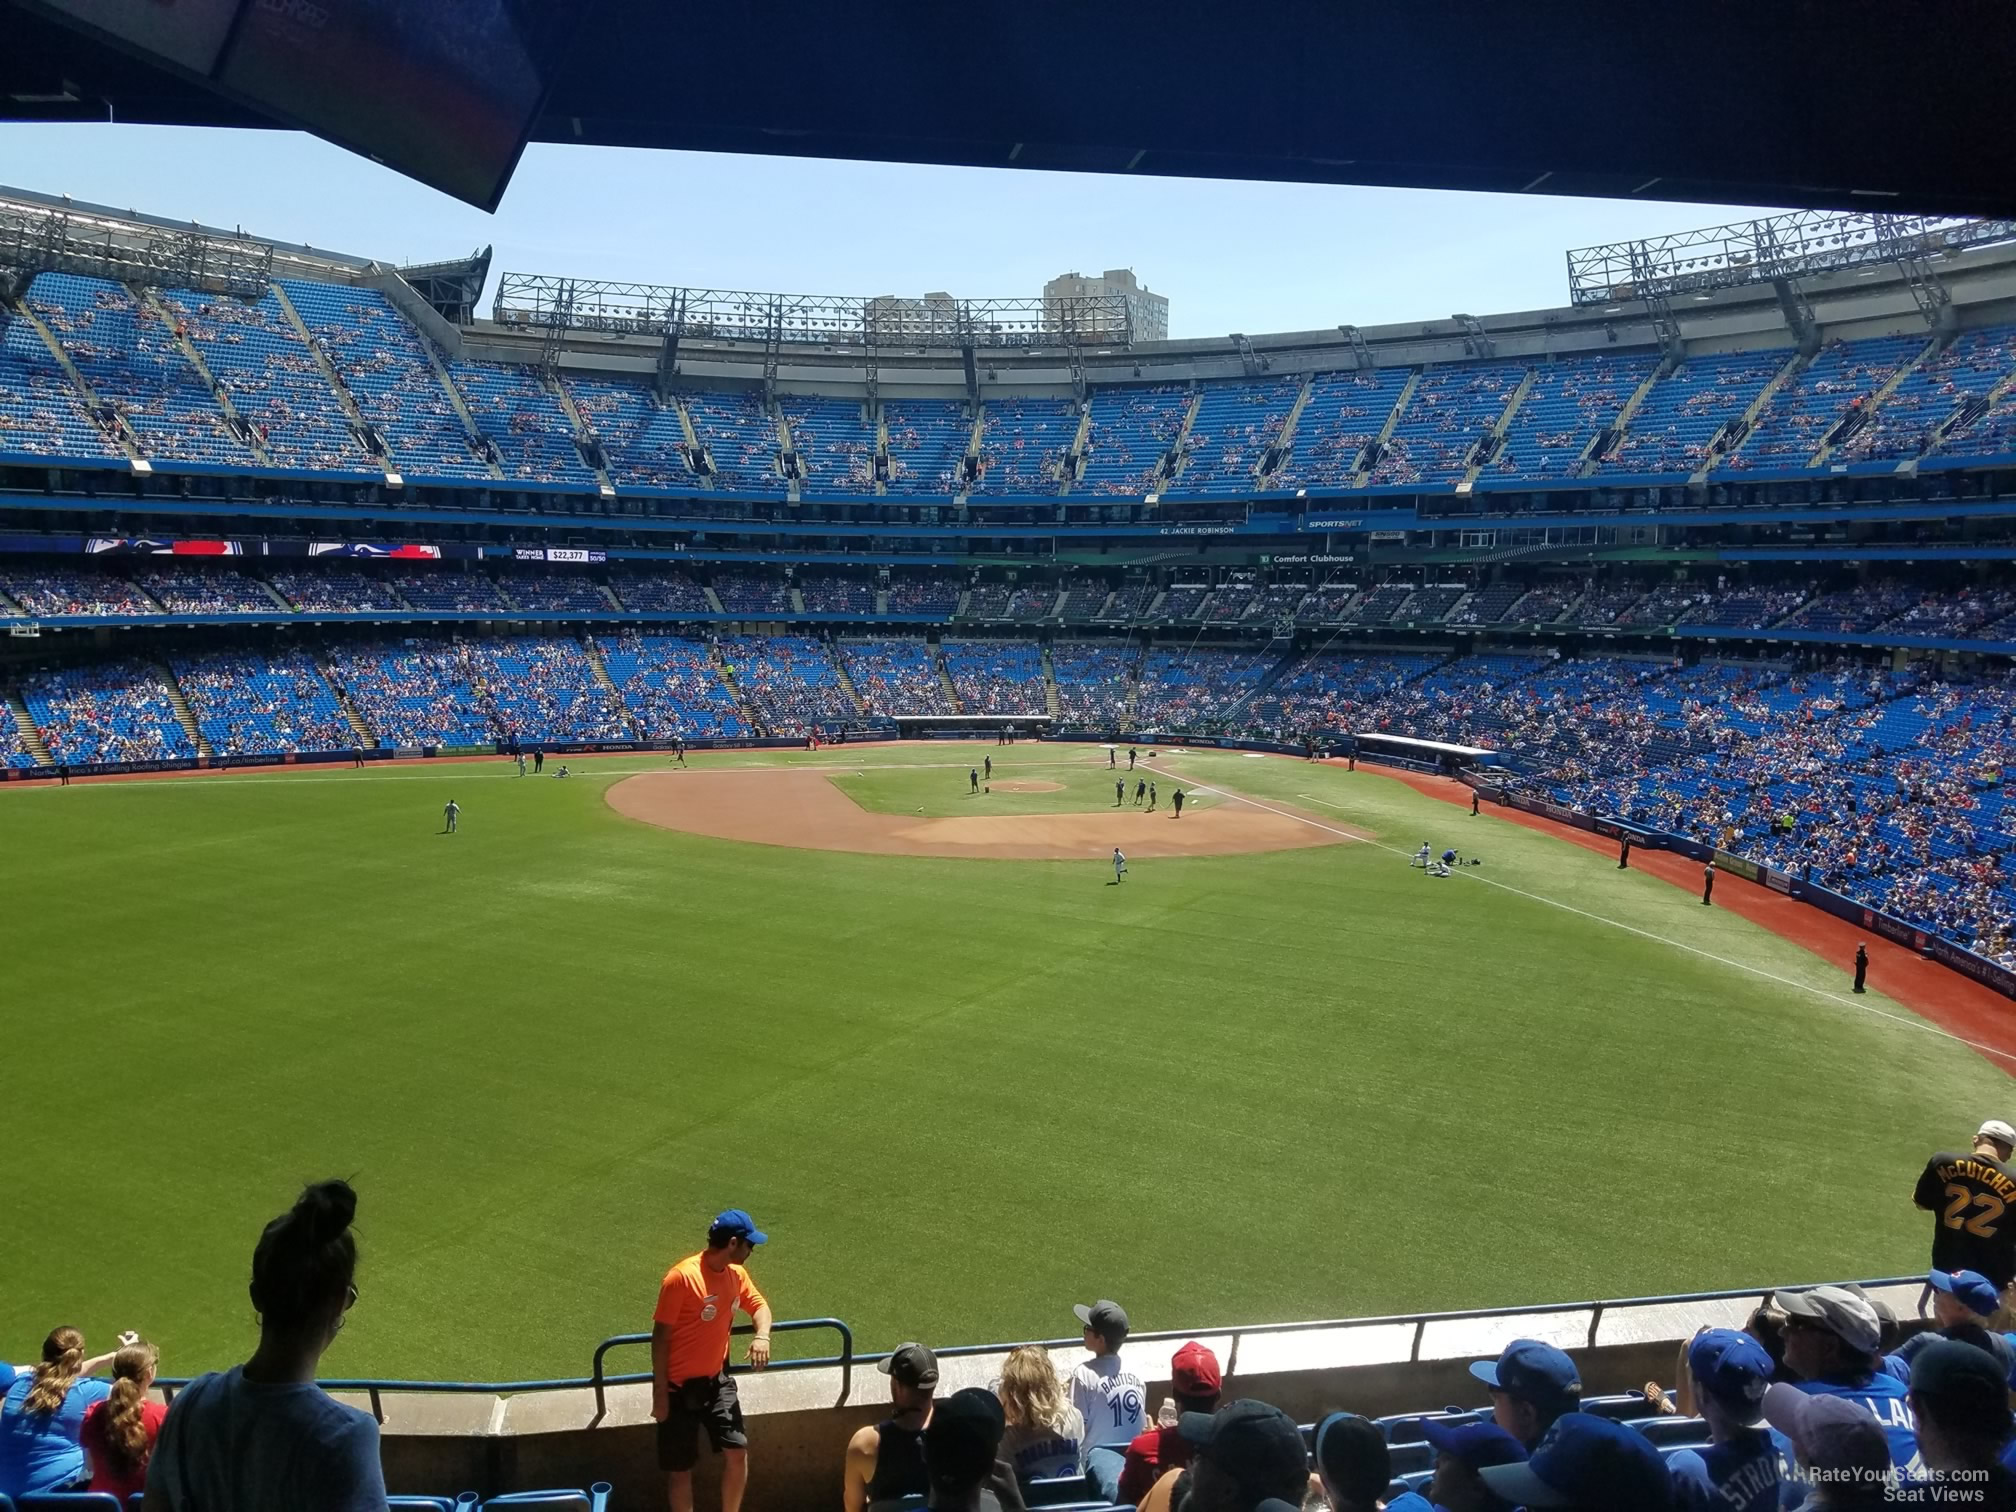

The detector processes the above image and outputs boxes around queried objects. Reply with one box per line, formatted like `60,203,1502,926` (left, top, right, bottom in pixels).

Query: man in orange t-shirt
652,1209,774,1512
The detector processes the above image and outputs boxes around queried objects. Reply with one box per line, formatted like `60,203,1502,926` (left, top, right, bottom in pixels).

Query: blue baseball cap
1929,1268,2001,1318
1686,1328,1774,1409
709,1208,767,1245
1417,1418,1528,1469
1478,1412,1672,1509
1468,1340,1582,1406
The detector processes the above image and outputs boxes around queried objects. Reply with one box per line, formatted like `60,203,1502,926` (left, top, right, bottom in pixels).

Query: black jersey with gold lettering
1916,1151,2016,1287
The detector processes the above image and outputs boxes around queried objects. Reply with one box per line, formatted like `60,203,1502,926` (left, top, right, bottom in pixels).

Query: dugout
1353,732,1498,774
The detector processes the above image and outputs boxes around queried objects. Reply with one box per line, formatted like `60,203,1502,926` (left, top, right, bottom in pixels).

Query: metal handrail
158,1316,853,1425
590,1317,854,1418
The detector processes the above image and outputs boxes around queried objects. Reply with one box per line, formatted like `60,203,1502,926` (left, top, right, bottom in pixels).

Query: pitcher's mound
607,769,1351,860
992,779,1064,793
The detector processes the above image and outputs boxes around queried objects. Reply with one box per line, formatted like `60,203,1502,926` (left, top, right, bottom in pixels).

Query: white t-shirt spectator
1070,1355,1146,1452
144,1365,385,1512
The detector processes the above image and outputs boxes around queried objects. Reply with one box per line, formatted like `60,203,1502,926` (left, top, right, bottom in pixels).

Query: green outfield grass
0,742,2000,1384
829,751,1218,817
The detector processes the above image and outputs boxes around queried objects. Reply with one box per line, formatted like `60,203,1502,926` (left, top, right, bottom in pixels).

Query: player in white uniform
1413,842,1431,868
1112,847,1127,883
443,799,459,833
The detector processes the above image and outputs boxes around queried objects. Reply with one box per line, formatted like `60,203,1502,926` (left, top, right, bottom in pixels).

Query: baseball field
1,741,2004,1383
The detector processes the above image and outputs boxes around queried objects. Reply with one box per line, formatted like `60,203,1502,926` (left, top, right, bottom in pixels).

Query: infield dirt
606,766,1353,860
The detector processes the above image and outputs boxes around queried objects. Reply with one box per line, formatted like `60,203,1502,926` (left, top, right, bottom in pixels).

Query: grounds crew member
653,1209,773,1512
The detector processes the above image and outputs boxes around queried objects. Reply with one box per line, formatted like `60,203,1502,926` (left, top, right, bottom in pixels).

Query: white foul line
1149,763,2016,1069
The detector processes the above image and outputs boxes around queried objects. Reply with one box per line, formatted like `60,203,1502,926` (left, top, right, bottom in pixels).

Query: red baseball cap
1172,1341,1222,1396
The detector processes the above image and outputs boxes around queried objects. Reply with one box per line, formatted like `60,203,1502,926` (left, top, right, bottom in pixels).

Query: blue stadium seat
479,1487,611,1512
17,1494,124,1511
1578,1390,1666,1422
389,1497,478,1511
1024,1472,1094,1506
1635,1415,1712,1447
1377,1408,1485,1444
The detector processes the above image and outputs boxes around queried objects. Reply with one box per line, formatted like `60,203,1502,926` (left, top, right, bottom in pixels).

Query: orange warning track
606,767,1350,860
1380,767,2016,1074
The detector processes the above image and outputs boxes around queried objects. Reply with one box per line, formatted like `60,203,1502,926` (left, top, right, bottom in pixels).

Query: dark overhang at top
2,0,2012,218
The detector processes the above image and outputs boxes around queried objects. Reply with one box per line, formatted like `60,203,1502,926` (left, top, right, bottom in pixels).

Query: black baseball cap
1911,1336,2011,1406
879,1342,940,1390
923,1387,1006,1487
1074,1299,1130,1343
1180,1399,1311,1505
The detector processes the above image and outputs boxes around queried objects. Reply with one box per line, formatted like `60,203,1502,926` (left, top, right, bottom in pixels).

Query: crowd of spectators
563,375,695,490
715,635,861,733
942,640,1046,714
1,698,42,768
0,566,162,618
19,659,198,765
321,639,494,747
1267,368,1411,490
138,565,280,616
599,633,750,738
389,571,514,614
266,568,412,615
885,573,963,616
798,573,878,614
498,569,613,613
450,362,597,487
608,569,713,614
170,646,354,754
712,570,795,615
1050,642,1141,725
30,273,255,467
838,639,956,716
881,400,969,496
976,396,1076,495
156,288,373,476
276,281,494,482
1133,648,1276,731
0,313,124,463
463,636,634,743
1079,385,1188,496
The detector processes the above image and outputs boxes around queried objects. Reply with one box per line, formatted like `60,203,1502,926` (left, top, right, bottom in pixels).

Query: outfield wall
267,1279,1927,1510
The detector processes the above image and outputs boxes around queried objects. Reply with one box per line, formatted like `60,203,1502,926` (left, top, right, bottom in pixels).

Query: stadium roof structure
3,0,2012,218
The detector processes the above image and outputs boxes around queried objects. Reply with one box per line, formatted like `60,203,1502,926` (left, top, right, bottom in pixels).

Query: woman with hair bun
143,1179,386,1512
81,1338,165,1500
0,1325,125,1497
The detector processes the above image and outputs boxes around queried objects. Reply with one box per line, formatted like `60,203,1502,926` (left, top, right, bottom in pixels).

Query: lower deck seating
941,641,1045,714
19,659,197,765
598,634,750,737
171,646,353,754
715,635,859,733
462,637,633,743
839,640,955,715
323,640,494,747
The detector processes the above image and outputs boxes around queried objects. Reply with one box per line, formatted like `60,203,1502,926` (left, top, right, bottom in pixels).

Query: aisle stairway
317,655,377,747
155,662,214,758
935,651,965,713
1040,647,1061,716
6,690,53,766
833,655,868,716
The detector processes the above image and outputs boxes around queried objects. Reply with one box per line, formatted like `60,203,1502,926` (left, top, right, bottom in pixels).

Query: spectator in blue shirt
1666,1329,1780,1512
0,1327,123,1498
1772,1286,1920,1501
143,1179,384,1512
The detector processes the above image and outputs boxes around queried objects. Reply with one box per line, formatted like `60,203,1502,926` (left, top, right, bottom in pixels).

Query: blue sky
0,123,1794,339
